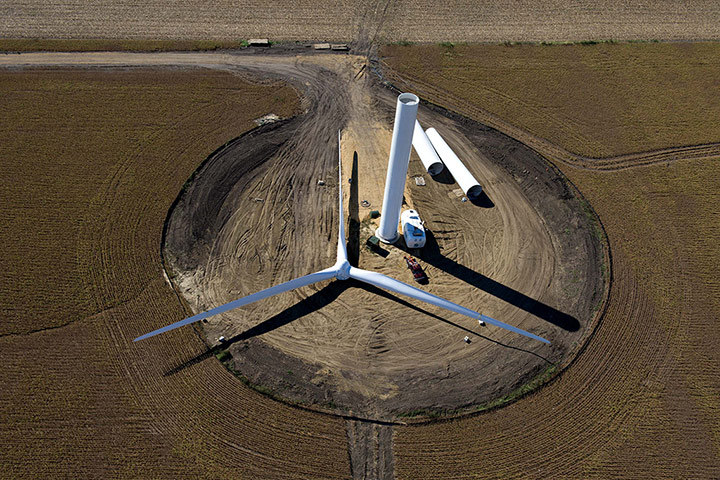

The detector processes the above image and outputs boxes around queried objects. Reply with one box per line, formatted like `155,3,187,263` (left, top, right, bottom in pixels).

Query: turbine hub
335,260,351,280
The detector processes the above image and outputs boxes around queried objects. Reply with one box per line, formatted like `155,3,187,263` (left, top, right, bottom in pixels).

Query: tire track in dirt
346,420,394,479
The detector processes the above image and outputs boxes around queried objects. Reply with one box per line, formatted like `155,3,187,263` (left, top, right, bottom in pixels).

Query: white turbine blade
348,267,550,344
134,267,338,342
336,129,348,263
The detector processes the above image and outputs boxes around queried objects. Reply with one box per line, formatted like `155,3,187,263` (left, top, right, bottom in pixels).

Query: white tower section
375,93,419,243
412,120,444,176
425,128,483,201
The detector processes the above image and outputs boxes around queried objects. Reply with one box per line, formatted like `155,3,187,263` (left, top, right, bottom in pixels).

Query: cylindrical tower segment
412,120,444,176
425,127,483,200
375,93,419,243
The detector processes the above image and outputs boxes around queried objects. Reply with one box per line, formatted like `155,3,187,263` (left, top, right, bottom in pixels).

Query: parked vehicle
401,209,426,248
404,256,427,282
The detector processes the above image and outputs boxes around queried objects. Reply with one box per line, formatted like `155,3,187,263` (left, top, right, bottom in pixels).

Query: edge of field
0,38,355,53
0,38,250,52
0,37,673,54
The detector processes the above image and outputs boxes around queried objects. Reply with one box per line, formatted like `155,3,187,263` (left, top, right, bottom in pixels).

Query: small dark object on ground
366,236,390,258
370,210,380,219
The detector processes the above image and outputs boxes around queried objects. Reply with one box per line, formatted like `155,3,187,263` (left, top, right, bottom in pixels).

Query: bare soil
161,53,603,419
346,420,394,479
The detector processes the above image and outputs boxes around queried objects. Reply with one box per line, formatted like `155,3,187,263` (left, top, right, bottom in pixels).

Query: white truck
401,209,426,249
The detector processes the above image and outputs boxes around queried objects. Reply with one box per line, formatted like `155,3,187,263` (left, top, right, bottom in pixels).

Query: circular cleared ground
164,75,603,418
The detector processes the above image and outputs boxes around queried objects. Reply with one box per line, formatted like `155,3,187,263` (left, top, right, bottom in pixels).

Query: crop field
0,68,351,478
381,42,720,159
0,68,298,335
2,0,720,44
382,44,720,477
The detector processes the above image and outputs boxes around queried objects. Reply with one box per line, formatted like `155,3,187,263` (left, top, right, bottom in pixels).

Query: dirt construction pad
151,53,606,418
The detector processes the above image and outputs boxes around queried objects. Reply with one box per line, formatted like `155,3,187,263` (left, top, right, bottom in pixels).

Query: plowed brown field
2,0,720,44
0,68,351,478
383,44,720,478
0,38,246,52
0,68,298,335
381,42,720,159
